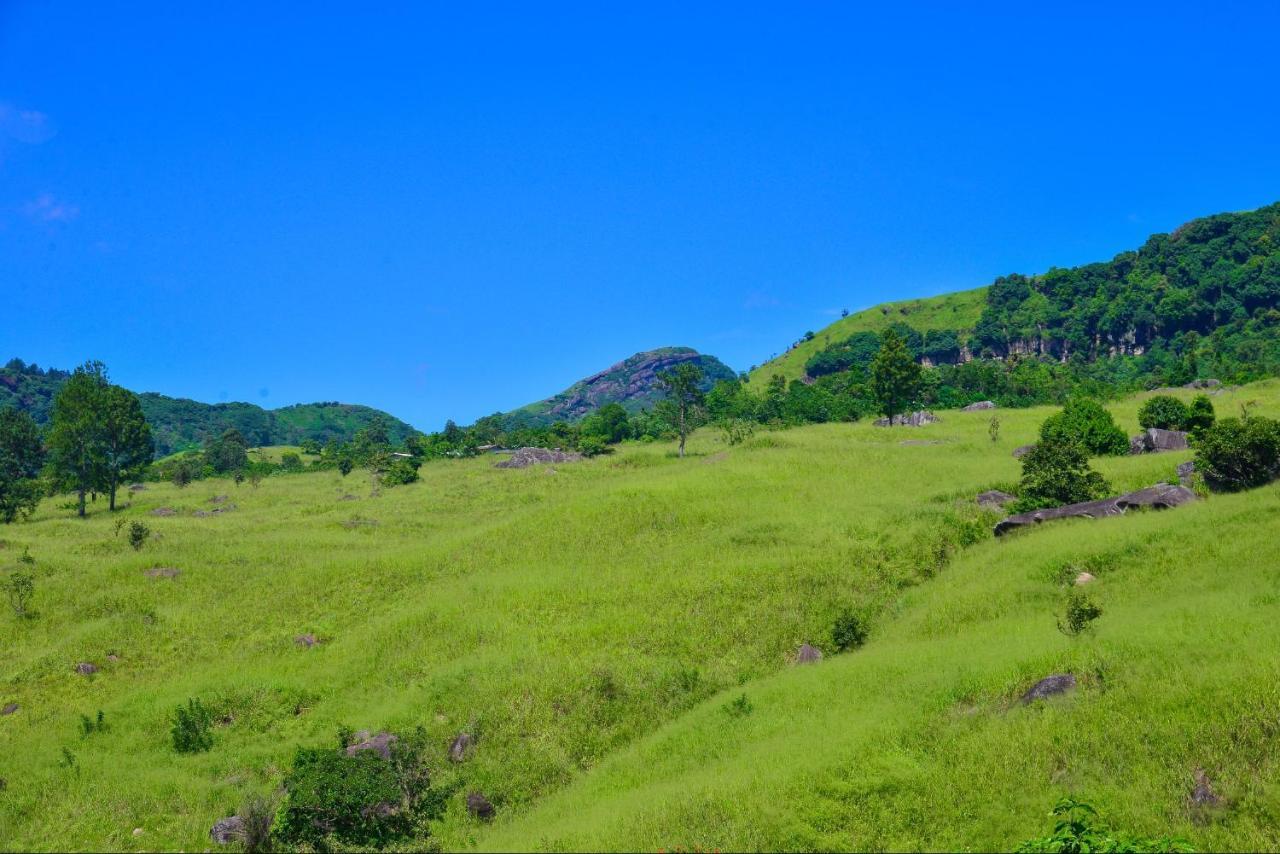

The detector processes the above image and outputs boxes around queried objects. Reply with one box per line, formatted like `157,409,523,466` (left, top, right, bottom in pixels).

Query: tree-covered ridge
971,202,1280,361
0,360,416,457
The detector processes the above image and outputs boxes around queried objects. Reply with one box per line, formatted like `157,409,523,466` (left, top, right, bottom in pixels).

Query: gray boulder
467,791,495,820
449,732,475,763
962,400,996,411
495,447,584,469
1129,428,1190,454
995,484,1196,536
1012,444,1036,459
294,633,319,648
75,662,98,676
1184,378,1222,390
345,730,398,760
976,490,1016,511
1177,460,1196,487
1021,673,1076,703
795,643,823,664
1,703,17,715
209,816,244,845
150,507,177,517
1190,768,1223,807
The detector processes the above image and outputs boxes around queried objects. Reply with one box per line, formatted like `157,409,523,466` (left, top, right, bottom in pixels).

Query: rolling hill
0,361,417,456
497,346,737,427
3,379,1279,850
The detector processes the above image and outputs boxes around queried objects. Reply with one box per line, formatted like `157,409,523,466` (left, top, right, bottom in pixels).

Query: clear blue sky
4,2,1279,431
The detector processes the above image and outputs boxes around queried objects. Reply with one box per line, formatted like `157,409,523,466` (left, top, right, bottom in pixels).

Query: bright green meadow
2,382,1279,851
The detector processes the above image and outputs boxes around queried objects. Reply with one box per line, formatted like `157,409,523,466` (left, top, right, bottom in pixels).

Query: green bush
1039,399,1129,456
127,521,150,551
1137,395,1190,430
279,452,304,473
1013,439,1112,512
1058,591,1103,636
831,608,868,652
380,458,421,485
275,730,441,850
1185,394,1216,437
6,571,34,619
1016,798,1193,853
577,435,609,457
171,698,214,754
1194,415,1280,491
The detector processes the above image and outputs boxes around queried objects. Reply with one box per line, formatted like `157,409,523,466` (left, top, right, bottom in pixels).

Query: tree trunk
109,479,117,512
678,404,687,457
77,488,86,518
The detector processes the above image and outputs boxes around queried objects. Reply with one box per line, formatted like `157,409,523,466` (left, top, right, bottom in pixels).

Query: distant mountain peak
504,346,736,426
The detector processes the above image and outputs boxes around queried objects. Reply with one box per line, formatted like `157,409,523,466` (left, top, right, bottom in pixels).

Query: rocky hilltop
504,347,736,426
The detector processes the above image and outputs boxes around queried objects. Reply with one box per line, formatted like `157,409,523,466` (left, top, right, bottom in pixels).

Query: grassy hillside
748,286,988,385
1,381,1277,851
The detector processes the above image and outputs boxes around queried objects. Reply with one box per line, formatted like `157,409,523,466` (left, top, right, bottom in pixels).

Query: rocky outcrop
994,483,1196,536
449,732,475,763
344,731,397,760
962,400,997,411
1021,673,1076,703
1012,444,1036,459
1129,428,1190,454
873,410,939,427
467,792,495,820
795,643,823,664
494,447,584,469
1178,460,1196,487
976,490,1016,511
209,816,244,845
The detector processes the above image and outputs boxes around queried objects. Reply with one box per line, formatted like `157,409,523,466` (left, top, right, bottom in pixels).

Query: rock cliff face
506,347,737,425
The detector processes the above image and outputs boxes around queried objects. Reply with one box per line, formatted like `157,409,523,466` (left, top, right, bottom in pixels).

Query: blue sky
3,2,1280,430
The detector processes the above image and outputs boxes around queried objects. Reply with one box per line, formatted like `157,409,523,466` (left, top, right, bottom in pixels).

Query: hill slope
2,380,1278,851
747,287,988,385
0,361,416,456
501,346,737,426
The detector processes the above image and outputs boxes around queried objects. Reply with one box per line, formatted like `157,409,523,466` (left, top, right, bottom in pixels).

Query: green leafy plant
1194,416,1280,491
6,571,34,619
171,698,214,754
1138,395,1190,431
79,710,107,737
127,521,150,551
577,435,609,458
1012,439,1112,513
724,693,753,718
831,608,869,652
1016,797,1193,853
1185,395,1216,438
1058,591,1103,636
989,415,1001,443
1040,399,1129,457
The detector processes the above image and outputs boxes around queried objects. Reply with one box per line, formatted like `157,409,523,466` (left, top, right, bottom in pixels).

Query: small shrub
237,793,276,854
1194,416,1280,491
127,521,150,551
337,456,354,477
59,746,78,773
279,452,304,473
831,608,869,652
1138,395,1190,430
1012,439,1112,513
172,463,193,488
113,517,128,538
6,571,34,619
1039,399,1129,456
1185,395,1216,438
171,698,214,754
1016,797,1193,853
724,693,753,718
380,459,421,485
1058,591,1103,636
79,710,107,737
577,435,609,457
989,415,1001,443
720,418,756,446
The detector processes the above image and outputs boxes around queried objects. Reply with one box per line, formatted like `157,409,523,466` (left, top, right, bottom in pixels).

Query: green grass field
747,286,989,386
2,381,1278,851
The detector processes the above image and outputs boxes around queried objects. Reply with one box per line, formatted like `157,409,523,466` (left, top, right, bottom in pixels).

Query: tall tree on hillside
205,427,249,474
869,329,922,426
47,361,110,517
0,407,45,523
100,384,153,510
657,362,705,458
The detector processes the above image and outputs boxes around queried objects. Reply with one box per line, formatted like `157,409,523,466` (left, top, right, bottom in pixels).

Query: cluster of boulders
873,410,939,427
962,400,997,411
494,447,584,469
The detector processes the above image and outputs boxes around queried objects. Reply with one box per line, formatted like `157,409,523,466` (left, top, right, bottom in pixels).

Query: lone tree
869,328,922,425
657,362,705,458
1013,438,1112,513
0,407,46,523
205,427,248,474
47,362,110,517
100,384,153,511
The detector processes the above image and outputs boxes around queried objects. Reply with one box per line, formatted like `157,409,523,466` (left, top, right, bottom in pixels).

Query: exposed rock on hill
501,347,736,427
494,447,583,469
1130,428,1190,454
994,483,1196,536
874,410,939,427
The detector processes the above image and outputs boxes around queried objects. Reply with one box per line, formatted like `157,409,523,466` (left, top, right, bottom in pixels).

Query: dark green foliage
1016,798,1193,853
279,452,304,473
805,331,883,377
723,694,753,718
580,403,631,444
1194,415,1280,491
337,455,354,477
1138,395,1190,430
127,521,150,551
1013,440,1112,513
657,362,706,458
237,793,276,854
204,427,249,474
870,329,923,424
275,731,438,849
831,608,868,652
379,458,421,485
1058,591,1103,636
1185,395,1216,436
989,415,1001,443
79,710,107,737
6,571,34,619
171,698,214,754
577,435,608,457
0,407,45,524
1039,399,1129,456
46,362,110,518
719,418,755,446
99,384,153,511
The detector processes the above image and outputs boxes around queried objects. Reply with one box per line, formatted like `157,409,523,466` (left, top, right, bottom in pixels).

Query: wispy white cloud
0,103,56,144
22,193,79,223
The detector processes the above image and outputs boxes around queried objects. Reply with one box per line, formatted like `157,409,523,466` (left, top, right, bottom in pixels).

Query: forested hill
752,201,1280,390
0,361,416,456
